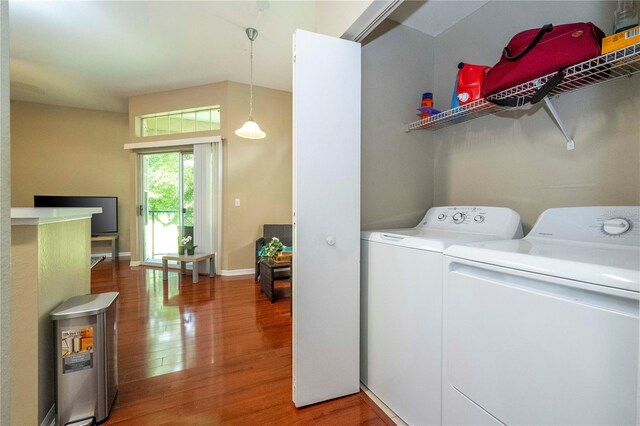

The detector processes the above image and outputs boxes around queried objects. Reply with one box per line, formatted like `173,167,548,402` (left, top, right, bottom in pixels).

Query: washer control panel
452,212,466,223
530,206,640,246
602,218,631,236
418,206,523,238
425,207,486,226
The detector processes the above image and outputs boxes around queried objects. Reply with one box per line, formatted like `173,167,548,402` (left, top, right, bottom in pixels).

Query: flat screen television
34,195,118,235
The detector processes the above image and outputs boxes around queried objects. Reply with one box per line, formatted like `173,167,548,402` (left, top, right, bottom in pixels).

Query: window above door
136,105,221,137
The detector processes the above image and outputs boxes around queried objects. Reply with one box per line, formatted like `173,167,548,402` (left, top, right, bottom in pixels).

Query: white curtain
193,143,215,274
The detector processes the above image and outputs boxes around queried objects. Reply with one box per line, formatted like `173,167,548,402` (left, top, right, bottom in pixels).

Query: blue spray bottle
451,70,460,109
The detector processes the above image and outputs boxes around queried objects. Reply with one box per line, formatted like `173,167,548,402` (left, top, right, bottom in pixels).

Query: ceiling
9,0,489,114
389,0,489,37
9,1,316,112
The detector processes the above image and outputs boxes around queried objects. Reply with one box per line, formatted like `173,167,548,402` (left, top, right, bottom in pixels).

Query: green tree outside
144,152,194,227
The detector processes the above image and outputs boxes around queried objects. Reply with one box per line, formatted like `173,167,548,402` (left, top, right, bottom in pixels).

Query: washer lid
445,238,640,292
361,206,524,251
361,228,518,252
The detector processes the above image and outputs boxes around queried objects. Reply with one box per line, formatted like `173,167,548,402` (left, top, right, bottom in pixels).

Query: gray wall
362,1,640,233
361,21,436,230
432,1,619,108
431,78,639,232
431,1,640,232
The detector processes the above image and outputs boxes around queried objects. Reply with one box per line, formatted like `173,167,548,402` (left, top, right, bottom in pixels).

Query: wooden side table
161,252,216,284
91,234,118,259
259,258,291,303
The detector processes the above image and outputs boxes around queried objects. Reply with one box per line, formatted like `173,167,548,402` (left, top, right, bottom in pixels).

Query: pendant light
235,27,266,139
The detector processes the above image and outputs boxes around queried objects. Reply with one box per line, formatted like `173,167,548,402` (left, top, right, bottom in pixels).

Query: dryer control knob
453,212,466,224
474,215,485,223
603,218,631,235
438,213,446,221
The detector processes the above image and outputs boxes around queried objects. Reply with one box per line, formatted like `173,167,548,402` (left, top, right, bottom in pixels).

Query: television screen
34,195,118,234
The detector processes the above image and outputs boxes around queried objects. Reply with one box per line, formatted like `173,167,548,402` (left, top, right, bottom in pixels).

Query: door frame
127,136,222,272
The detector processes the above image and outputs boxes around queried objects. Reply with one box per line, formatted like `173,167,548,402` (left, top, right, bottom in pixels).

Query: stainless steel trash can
50,292,119,425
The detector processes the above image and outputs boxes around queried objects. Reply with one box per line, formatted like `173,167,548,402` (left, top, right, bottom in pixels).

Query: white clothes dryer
442,206,640,425
361,206,523,425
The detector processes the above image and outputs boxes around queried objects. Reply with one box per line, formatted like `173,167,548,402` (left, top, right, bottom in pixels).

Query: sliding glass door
141,151,194,263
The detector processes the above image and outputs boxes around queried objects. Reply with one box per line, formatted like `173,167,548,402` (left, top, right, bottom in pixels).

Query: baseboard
360,382,405,424
124,264,253,276
219,268,255,276
92,251,131,259
41,404,55,426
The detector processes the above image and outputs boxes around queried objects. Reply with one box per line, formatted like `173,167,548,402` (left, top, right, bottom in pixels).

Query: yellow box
601,25,640,54
273,252,292,264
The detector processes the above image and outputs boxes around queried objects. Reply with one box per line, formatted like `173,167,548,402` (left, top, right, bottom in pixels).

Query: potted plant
179,236,197,255
259,237,284,259
259,237,291,263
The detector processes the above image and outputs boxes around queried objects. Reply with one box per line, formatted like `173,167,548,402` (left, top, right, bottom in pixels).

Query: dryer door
444,259,639,426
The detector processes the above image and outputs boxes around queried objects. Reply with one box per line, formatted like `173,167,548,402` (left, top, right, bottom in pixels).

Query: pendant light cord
235,27,265,139
249,36,254,120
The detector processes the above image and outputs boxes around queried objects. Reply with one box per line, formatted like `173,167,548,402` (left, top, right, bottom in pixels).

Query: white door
292,29,361,407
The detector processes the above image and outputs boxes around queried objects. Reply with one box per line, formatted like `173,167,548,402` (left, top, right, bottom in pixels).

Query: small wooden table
162,252,216,284
91,234,118,259
259,258,291,303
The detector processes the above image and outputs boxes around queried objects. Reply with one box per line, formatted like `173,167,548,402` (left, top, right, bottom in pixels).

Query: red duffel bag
482,22,605,106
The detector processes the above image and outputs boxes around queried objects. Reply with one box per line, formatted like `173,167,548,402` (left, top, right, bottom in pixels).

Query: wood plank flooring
92,260,393,425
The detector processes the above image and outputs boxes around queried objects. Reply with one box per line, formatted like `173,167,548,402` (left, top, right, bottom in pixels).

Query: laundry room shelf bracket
540,95,575,150
405,42,640,149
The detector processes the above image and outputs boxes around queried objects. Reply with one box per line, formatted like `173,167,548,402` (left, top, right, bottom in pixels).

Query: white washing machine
361,206,523,425
442,206,640,426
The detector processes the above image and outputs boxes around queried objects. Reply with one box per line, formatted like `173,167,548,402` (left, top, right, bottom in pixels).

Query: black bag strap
503,24,553,61
487,70,564,107
490,96,530,108
530,70,564,104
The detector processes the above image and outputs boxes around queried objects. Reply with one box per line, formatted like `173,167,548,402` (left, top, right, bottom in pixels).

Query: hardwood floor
92,260,393,425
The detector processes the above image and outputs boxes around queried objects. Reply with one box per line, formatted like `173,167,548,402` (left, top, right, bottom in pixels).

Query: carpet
91,255,106,269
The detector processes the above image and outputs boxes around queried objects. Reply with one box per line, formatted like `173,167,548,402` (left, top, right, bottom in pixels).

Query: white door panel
292,29,361,407
444,260,639,425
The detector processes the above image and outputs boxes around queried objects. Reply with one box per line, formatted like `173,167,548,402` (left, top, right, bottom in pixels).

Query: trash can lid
50,292,119,320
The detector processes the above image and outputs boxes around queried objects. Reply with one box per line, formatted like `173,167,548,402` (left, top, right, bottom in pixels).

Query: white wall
361,21,436,230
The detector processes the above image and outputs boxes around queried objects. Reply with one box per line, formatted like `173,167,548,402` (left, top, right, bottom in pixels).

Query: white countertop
11,207,102,226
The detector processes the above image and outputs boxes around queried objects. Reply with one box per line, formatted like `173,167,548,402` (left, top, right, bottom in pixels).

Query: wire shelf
406,43,640,132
